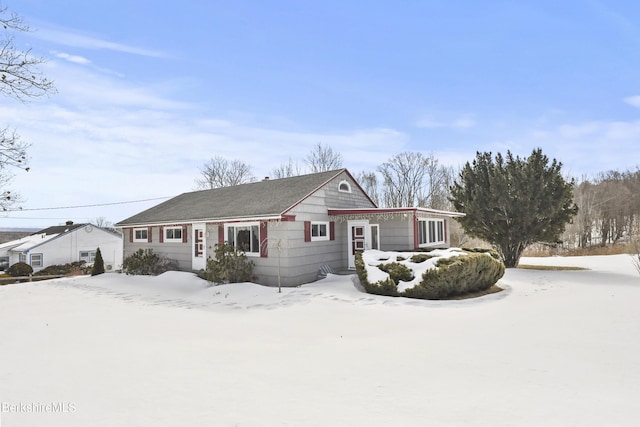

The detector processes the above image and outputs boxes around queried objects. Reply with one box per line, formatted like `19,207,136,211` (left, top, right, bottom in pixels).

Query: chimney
66,220,74,226
263,177,270,181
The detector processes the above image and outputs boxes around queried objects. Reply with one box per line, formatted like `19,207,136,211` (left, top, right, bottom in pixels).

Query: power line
3,196,173,212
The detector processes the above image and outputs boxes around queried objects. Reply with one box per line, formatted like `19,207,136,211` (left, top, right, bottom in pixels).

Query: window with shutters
311,221,330,241
133,228,148,242
164,226,183,242
226,223,260,256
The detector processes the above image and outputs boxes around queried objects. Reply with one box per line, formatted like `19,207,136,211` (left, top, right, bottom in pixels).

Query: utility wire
4,196,173,212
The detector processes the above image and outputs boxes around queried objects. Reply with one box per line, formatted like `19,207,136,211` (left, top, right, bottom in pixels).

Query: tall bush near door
91,247,105,276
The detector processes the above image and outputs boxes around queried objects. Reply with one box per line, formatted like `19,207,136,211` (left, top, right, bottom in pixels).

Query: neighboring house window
164,226,183,242
226,223,260,255
133,228,148,242
19,253,26,264
311,221,330,241
30,253,43,268
418,219,445,246
0,256,9,271
338,180,351,193
80,250,96,263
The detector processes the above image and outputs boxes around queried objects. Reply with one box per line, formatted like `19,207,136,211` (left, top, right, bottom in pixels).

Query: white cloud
415,114,476,129
53,51,91,64
623,95,640,108
29,25,167,58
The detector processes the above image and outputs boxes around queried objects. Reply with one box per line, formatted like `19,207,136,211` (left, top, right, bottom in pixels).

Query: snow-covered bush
356,248,505,299
122,249,178,276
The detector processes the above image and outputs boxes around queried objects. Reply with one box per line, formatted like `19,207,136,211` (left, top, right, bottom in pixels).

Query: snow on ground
1,254,639,426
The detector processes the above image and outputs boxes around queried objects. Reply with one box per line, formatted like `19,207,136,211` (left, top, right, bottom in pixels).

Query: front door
347,220,369,269
192,223,206,270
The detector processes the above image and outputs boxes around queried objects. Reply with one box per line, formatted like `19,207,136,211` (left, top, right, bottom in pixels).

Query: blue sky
2,0,640,228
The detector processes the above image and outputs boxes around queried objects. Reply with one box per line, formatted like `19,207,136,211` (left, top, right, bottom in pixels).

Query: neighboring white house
0,221,123,272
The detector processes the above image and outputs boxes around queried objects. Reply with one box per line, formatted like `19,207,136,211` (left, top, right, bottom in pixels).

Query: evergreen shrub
201,243,255,284
122,249,178,276
6,262,33,277
91,248,105,276
34,261,89,276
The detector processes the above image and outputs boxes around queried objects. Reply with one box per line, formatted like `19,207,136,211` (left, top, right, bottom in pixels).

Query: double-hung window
80,250,96,263
30,253,43,268
311,221,329,241
226,223,260,256
418,219,445,246
133,228,148,242
164,226,183,242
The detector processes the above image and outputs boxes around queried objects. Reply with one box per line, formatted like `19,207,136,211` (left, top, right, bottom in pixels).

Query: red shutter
129,228,133,243
304,221,311,242
183,225,188,243
260,221,268,258
413,215,419,249
159,226,164,243
329,221,335,241
218,224,225,244
148,226,152,243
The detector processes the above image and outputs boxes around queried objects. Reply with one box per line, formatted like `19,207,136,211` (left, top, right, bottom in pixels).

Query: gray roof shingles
116,169,346,226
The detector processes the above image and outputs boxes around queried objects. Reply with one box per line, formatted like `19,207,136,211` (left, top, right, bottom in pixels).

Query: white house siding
28,227,123,272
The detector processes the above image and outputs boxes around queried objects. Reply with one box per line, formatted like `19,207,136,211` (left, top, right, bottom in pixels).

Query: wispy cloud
30,25,167,58
53,51,91,65
623,95,640,108
415,114,476,129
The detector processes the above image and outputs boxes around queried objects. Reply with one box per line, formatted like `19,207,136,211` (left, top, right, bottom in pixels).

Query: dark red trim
129,228,133,243
260,221,268,258
159,226,164,243
413,214,419,249
182,225,188,243
329,221,335,241
304,221,311,242
148,226,152,243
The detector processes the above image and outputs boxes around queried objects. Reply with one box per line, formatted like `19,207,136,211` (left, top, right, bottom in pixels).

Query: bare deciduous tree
195,156,255,189
0,5,55,211
305,142,343,173
355,171,380,206
1,5,55,101
271,158,303,179
377,151,450,208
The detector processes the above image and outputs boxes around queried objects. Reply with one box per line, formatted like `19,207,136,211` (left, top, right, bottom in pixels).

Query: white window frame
164,226,183,243
133,228,148,242
225,222,260,256
418,219,445,246
30,253,43,268
79,250,96,264
311,221,330,241
338,180,352,193
19,253,26,264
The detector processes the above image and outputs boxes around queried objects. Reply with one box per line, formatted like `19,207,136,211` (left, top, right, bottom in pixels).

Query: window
311,221,329,241
30,253,43,268
338,180,351,193
0,256,9,271
370,224,380,250
19,253,26,264
418,219,445,246
133,228,148,242
164,226,183,242
226,223,260,255
80,250,96,263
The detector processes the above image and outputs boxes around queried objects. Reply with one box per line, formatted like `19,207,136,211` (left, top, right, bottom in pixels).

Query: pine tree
450,148,578,267
91,247,105,276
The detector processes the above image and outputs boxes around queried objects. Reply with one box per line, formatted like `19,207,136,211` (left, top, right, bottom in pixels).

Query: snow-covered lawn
1,254,639,426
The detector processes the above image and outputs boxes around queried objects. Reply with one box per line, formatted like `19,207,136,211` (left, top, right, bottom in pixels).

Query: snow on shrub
356,248,505,299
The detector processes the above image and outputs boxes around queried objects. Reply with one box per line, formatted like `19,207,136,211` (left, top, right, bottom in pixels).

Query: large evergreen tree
450,148,578,267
